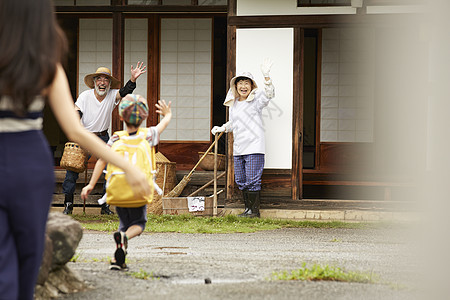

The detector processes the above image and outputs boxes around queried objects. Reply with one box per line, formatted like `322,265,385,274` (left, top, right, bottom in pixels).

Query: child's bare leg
125,225,143,240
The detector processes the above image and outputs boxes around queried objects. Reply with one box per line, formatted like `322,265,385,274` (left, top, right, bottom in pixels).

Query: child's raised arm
155,99,172,134
81,158,107,200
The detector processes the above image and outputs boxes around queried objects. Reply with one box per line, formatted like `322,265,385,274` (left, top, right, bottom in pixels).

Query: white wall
320,28,375,143
125,19,148,100
78,19,113,95
237,0,356,16
160,18,212,141
236,28,293,169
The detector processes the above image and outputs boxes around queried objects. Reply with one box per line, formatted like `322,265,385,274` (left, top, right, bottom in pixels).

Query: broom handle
213,132,218,216
186,131,224,179
187,172,226,197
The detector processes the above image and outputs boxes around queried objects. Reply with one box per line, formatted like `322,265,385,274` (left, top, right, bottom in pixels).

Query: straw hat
223,71,258,106
84,67,121,89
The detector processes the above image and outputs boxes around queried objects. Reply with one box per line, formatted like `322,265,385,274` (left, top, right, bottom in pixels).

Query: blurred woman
0,0,151,298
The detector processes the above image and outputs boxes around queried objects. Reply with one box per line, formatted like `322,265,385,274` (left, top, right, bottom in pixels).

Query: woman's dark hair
0,0,67,115
235,77,252,85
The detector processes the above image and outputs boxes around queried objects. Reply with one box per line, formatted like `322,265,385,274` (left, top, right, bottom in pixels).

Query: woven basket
60,142,88,173
198,152,226,171
155,153,177,195
147,152,177,215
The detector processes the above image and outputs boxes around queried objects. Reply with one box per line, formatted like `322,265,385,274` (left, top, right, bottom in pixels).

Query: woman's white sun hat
223,71,258,106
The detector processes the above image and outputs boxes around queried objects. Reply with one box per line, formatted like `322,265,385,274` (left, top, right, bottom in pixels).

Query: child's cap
119,94,149,125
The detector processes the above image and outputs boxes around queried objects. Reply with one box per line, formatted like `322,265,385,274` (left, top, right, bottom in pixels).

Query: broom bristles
147,195,162,215
147,175,191,215
165,176,190,197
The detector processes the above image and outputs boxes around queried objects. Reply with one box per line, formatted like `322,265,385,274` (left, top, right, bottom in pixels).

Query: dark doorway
302,29,318,169
43,17,78,166
212,16,227,155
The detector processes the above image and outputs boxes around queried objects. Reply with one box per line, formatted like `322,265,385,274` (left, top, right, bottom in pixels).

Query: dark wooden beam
227,13,422,28
147,15,160,129
291,27,303,201
111,11,125,133
225,0,236,200
228,0,236,17
315,29,322,170
55,5,227,13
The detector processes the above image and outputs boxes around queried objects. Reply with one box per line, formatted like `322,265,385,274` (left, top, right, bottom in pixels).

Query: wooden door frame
111,11,125,133
292,27,304,200
225,0,237,200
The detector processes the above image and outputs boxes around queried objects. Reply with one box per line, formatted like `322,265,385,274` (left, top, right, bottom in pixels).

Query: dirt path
60,227,422,300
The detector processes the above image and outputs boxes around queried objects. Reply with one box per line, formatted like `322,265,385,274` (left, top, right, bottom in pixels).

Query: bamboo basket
147,152,177,215
198,152,226,171
60,142,88,173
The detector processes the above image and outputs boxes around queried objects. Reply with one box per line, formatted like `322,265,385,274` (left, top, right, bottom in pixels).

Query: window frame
297,0,351,7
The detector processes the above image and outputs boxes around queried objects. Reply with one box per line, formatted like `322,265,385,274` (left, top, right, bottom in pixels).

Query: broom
149,131,224,215
166,131,224,197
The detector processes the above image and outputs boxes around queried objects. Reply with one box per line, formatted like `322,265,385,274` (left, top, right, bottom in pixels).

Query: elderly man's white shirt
75,89,119,132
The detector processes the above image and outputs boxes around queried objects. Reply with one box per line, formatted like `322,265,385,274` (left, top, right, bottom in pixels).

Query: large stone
45,212,83,270
35,266,87,299
36,235,53,285
35,212,87,299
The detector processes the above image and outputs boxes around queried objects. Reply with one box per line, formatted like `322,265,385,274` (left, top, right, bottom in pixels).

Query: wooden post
213,133,219,216
111,11,124,133
226,0,236,200
83,168,87,214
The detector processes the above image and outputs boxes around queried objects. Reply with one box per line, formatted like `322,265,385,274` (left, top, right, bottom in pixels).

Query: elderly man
62,62,147,215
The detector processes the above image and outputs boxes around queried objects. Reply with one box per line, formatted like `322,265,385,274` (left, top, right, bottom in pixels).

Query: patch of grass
70,213,380,234
271,263,380,284
127,268,157,280
71,214,120,231
70,251,82,262
145,214,373,234
91,257,110,263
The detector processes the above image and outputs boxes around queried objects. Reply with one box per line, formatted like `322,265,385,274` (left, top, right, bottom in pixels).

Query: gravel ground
60,226,424,300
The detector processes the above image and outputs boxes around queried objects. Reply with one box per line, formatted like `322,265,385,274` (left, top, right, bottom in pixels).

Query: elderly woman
212,59,274,218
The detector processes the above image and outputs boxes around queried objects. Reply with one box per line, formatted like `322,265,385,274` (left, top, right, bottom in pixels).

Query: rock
34,212,87,299
36,235,53,285
46,212,83,270
35,266,87,299
46,265,86,294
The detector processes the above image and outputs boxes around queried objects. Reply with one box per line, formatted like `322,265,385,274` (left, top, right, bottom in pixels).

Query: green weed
127,268,157,280
271,263,380,283
70,213,381,234
70,251,82,262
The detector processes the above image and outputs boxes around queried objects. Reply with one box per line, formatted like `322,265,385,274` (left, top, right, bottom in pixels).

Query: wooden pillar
147,15,160,128
226,0,237,200
111,11,125,133
291,27,304,201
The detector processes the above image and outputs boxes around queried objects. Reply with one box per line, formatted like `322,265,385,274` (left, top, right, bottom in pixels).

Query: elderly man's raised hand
130,61,147,82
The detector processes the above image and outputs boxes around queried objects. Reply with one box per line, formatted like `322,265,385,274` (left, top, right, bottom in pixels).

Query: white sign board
236,28,294,169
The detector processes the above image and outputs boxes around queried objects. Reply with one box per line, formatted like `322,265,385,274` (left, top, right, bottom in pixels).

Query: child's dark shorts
116,205,147,232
